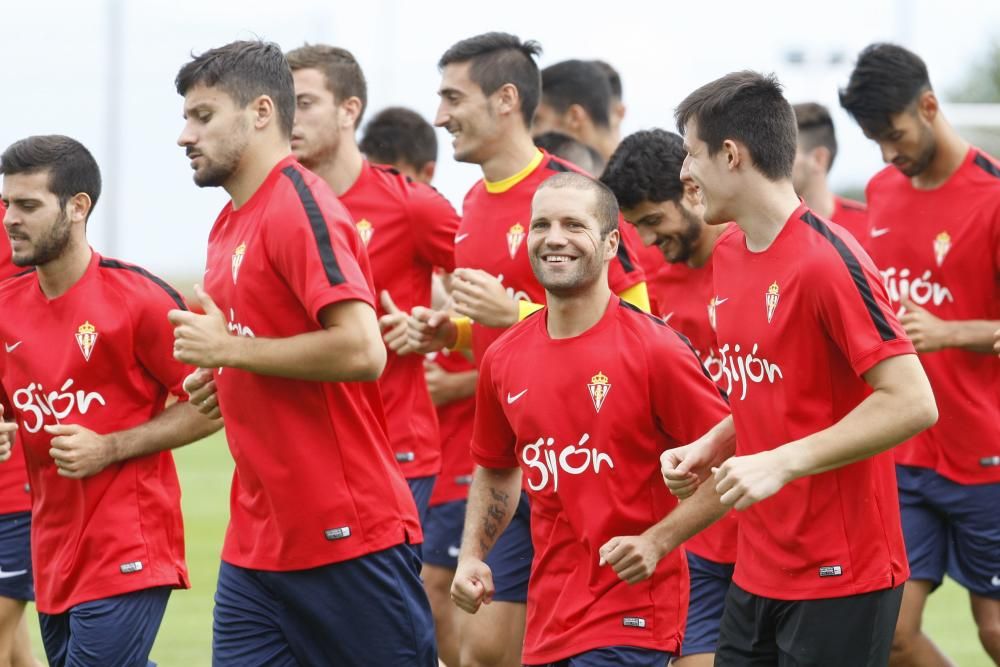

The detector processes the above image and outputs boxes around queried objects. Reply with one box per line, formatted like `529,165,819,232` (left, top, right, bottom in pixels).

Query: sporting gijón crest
75,321,98,362
587,371,611,413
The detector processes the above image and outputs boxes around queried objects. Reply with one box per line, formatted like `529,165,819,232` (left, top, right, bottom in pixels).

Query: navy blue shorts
484,491,532,603
407,474,436,527
0,511,32,602
531,645,670,666
39,586,170,667
423,499,465,569
897,465,1000,598
212,544,437,666
680,550,734,656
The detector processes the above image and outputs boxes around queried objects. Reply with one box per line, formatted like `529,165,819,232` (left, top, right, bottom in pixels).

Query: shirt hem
522,635,679,665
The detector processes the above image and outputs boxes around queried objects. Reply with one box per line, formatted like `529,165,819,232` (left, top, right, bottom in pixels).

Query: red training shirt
473,296,730,664
203,156,421,571
712,203,913,600
455,149,646,364
865,147,1000,484
0,202,31,515
0,251,190,613
427,348,476,507
647,254,738,565
340,161,459,479
830,195,869,245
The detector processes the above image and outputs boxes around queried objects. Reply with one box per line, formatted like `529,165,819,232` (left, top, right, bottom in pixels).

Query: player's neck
798,179,835,219
37,241,92,299
311,141,364,196
545,283,611,340
688,223,725,269
911,122,970,191
225,141,292,210
735,181,802,253
480,130,538,183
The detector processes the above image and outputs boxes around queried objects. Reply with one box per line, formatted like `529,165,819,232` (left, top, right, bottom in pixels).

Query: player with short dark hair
286,42,460,527
173,40,435,665
603,129,736,666
591,59,626,140
663,70,938,666
453,171,730,666
405,32,647,667
360,106,439,184
0,134,220,667
533,60,617,161
791,102,868,241
841,42,1000,666
533,131,604,176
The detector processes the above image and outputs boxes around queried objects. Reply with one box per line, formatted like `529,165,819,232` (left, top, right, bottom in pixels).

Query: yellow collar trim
484,150,544,194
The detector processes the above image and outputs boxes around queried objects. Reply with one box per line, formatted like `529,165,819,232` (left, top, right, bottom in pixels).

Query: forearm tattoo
479,487,510,554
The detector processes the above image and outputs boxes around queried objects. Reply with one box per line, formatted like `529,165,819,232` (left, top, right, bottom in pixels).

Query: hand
168,285,234,367
599,534,664,584
378,291,415,355
713,450,791,510
0,405,17,463
451,268,518,328
900,298,952,353
423,359,450,406
406,307,457,354
661,441,719,500
993,328,1000,356
183,368,222,420
450,557,494,614
45,424,115,478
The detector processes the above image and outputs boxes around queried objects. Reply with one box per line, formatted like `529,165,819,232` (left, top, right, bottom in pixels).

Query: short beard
12,209,71,267
899,129,937,178
193,118,251,188
661,206,703,264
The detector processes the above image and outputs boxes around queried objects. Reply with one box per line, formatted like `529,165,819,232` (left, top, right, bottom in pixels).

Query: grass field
20,431,996,665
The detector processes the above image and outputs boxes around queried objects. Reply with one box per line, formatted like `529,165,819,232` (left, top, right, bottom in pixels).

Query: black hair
360,107,437,169
540,59,612,127
601,129,685,209
1,135,102,219
839,43,932,136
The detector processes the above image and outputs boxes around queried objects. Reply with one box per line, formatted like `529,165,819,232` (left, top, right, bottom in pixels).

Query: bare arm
170,286,386,383
715,354,937,509
450,465,522,613
600,480,728,583
45,400,222,479
900,298,1000,354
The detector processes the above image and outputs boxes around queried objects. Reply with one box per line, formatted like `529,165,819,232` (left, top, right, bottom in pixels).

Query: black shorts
715,583,904,666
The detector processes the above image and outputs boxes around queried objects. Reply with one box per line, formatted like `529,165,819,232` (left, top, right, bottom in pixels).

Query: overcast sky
3,0,999,278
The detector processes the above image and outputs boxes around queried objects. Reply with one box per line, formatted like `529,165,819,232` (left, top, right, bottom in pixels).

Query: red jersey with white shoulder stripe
472,296,729,663
0,251,190,613
712,203,913,600
203,156,421,571
340,161,459,479
865,148,1000,484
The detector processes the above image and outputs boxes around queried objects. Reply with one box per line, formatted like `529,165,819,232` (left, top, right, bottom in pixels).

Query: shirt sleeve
470,348,519,468
409,182,460,272
814,234,915,376
264,178,375,324
133,279,194,399
608,218,646,293
649,327,730,445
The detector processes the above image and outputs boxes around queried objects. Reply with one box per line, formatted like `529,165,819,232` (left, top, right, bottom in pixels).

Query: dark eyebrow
636,213,660,226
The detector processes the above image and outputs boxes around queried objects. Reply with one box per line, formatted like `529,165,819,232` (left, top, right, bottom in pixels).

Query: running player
172,40,435,665
407,33,648,666
0,134,219,666
360,106,439,185
791,102,868,242
285,43,460,523
452,171,730,666
602,128,736,666
840,42,1000,665
0,199,41,667
662,70,939,666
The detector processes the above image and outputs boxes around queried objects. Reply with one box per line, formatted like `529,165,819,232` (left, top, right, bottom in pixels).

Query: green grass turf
22,431,995,665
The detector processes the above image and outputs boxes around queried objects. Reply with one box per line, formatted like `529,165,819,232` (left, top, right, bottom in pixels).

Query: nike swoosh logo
447,545,460,558
992,575,1000,587
662,312,674,323
506,389,527,404
0,567,27,579
4,341,21,353
455,233,470,243
714,297,728,306
870,228,890,238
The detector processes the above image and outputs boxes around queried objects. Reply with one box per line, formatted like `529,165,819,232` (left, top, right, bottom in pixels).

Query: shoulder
97,257,187,311
792,209,869,265
616,299,692,356
485,310,543,364
0,269,36,303
968,148,1000,188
